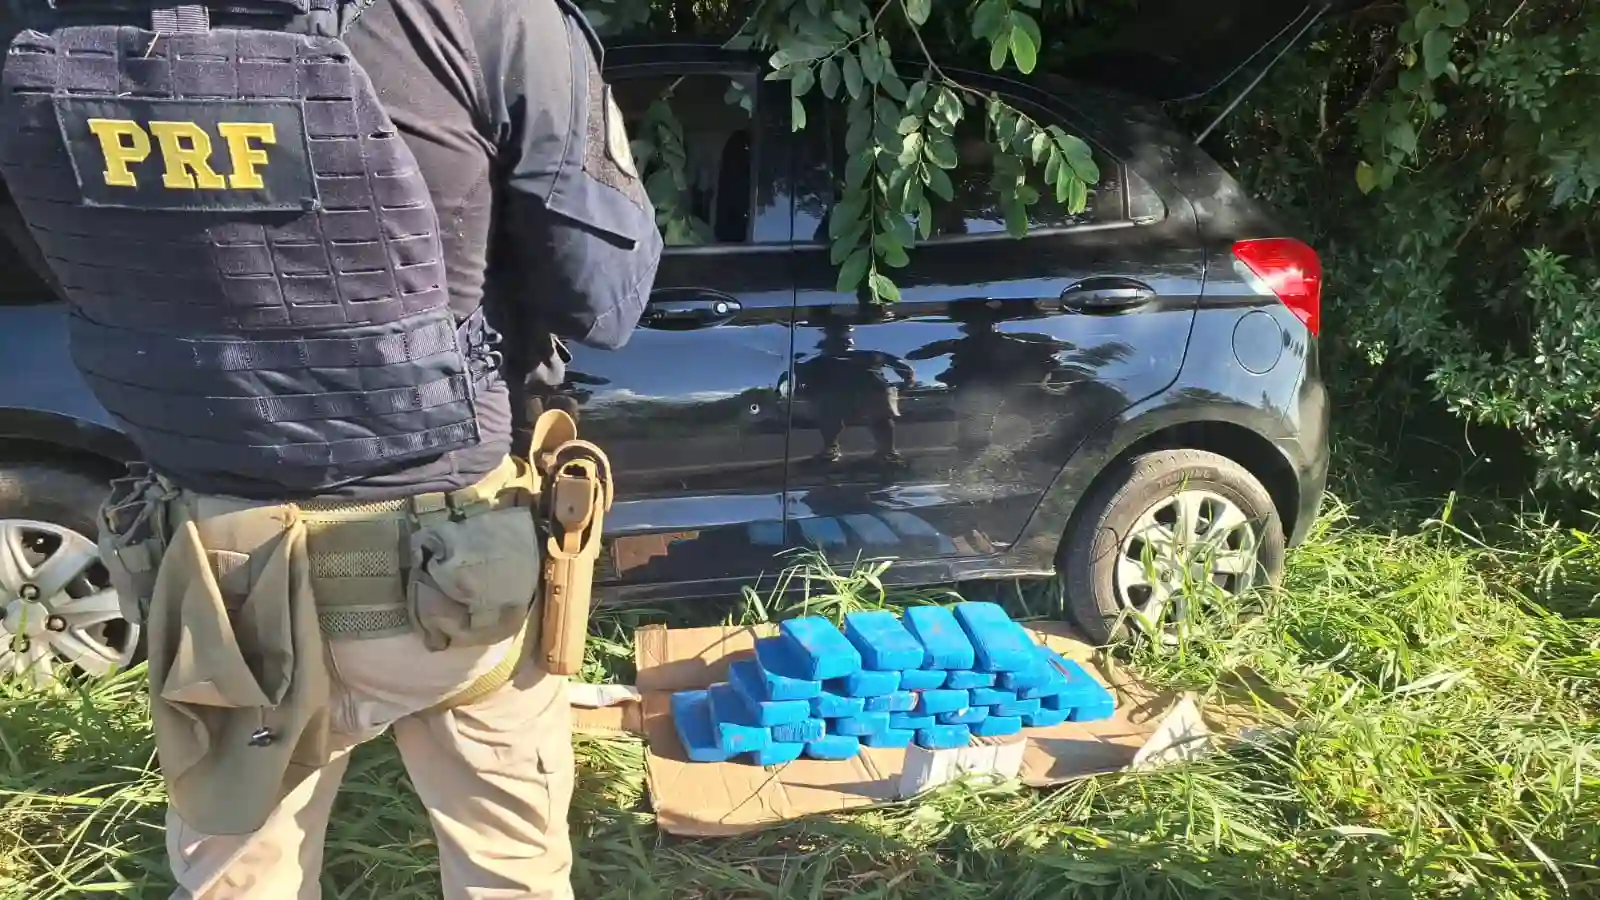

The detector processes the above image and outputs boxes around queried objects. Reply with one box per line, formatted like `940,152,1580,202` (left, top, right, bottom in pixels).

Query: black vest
0,0,504,496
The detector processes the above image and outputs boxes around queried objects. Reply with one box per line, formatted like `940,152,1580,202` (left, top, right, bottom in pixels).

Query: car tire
1059,449,1285,644
0,460,141,681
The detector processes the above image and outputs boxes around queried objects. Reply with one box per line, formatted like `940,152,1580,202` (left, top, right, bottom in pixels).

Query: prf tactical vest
0,0,500,494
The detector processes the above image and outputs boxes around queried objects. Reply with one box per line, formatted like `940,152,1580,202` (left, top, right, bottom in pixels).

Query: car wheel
0,460,139,684
1060,449,1285,644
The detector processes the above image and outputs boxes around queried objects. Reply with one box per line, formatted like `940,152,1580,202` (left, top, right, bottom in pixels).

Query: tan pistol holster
526,408,613,677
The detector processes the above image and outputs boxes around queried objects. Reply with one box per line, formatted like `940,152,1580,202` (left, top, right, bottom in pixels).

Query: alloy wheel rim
0,519,135,685
1112,489,1260,641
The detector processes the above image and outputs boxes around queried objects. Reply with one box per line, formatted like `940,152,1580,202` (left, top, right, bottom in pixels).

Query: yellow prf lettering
147,121,227,190
217,122,276,190
86,119,150,188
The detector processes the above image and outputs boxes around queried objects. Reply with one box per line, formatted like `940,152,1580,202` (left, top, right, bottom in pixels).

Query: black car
0,2,1330,680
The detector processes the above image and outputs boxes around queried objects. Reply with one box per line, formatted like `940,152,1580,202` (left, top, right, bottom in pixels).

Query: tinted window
810,94,1125,243
612,74,756,247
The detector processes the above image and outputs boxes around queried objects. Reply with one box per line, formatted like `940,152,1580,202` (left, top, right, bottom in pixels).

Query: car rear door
570,52,796,601
782,76,1203,567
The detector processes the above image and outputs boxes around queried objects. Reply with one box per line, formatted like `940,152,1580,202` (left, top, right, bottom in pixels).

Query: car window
810,94,1126,244
611,74,758,248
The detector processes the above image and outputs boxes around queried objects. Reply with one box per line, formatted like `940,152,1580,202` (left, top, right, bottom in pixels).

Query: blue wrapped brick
747,741,805,766
915,723,972,750
936,706,988,725
899,667,948,690
671,690,732,762
904,605,975,669
1021,707,1071,728
864,690,917,713
998,658,1055,691
973,714,1023,737
943,670,997,690
803,733,861,760
913,689,970,715
831,712,891,736
705,685,773,755
954,602,1036,672
1068,695,1116,722
968,687,1017,707
811,691,865,718
751,639,824,701
843,610,925,670
713,680,810,728
778,617,862,680
991,697,1041,717
888,712,935,730
771,718,826,743
1046,654,1112,706
829,668,901,698
862,726,915,749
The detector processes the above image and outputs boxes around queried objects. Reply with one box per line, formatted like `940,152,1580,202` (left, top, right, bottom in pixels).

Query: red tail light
1232,237,1322,336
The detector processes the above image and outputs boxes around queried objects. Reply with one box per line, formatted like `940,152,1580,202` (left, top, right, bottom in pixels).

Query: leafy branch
582,0,1101,304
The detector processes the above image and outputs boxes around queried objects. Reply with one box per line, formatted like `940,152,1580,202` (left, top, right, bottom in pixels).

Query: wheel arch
1007,400,1305,569
0,407,135,479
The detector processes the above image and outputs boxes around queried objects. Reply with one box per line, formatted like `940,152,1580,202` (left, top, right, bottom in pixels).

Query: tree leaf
1066,176,1088,213
843,53,864,99
1009,21,1039,74
927,165,955,201
868,272,902,303
935,88,963,128
1355,161,1378,194
1004,199,1027,236
918,196,933,238
845,148,873,186
1044,147,1062,185
907,79,930,111
905,0,930,26
898,115,923,136
860,41,885,84
831,10,857,32
791,65,815,97
829,230,860,264
1029,130,1050,164
990,27,1010,70
830,192,867,236
882,70,909,100
791,96,807,131
972,0,1005,40
925,131,957,168
1443,0,1468,27
1423,28,1452,80
1060,135,1099,182
820,58,840,99
898,131,924,166
837,247,871,292
1389,119,1418,156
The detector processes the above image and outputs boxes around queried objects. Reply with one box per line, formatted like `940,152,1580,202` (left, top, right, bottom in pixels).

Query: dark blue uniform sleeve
472,0,662,351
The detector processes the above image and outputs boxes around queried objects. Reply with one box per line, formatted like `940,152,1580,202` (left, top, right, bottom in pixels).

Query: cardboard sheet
628,620,1224,837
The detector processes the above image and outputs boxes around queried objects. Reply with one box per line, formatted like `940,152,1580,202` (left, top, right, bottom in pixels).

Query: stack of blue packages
669,604,1119,764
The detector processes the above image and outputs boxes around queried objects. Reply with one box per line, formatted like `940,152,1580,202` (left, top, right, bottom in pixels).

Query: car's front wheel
1060,449,1285,644
0,460,138,684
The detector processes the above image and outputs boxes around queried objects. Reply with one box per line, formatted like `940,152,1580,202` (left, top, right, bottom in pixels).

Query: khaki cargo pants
102,457,574,900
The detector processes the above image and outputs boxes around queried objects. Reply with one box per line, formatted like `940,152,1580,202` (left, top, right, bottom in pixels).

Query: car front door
567,54,796,601
783,76,1203,568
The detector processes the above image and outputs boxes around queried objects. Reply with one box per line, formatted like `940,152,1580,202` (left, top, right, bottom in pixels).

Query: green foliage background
580,0,1600,503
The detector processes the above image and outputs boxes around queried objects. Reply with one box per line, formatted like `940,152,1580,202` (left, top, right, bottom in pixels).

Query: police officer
0,0,661,893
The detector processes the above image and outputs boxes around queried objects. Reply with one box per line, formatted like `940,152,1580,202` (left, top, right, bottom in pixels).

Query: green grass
1,490,1598,899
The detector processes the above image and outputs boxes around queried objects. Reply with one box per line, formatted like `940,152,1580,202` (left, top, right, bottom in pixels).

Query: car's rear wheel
0,460,137,685
1060,449,1285,644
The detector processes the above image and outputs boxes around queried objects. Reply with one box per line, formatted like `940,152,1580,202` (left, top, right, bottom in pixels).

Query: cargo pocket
407,507,540,652
96,471,169,625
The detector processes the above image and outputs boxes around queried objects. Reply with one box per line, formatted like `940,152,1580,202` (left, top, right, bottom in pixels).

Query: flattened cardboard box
627,621,1236,837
